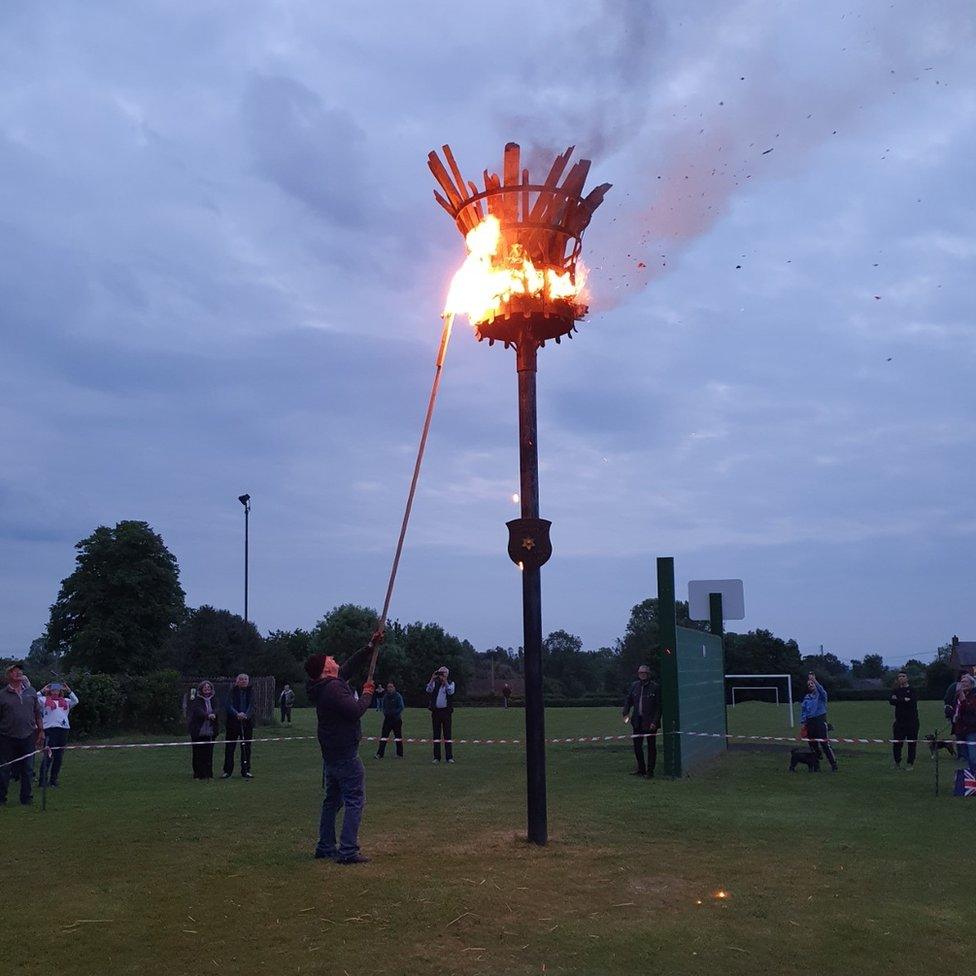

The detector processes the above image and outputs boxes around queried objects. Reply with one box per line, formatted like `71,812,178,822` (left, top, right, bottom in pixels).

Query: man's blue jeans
317,756,365,859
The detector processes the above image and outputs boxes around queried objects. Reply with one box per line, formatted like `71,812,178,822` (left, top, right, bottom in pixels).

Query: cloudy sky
2,1,974,664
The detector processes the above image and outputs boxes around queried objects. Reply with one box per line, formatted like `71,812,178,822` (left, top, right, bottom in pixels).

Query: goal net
724,673,795,728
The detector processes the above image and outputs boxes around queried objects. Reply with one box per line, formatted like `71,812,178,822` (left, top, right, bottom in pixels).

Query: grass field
5,701,969,976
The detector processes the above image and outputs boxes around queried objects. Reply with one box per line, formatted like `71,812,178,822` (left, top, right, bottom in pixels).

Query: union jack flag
953,769,976,797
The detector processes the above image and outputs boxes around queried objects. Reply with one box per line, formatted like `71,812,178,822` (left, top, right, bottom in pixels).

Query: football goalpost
725,673,795,727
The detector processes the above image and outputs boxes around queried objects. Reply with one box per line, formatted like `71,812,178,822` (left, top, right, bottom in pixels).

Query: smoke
493,0,975,308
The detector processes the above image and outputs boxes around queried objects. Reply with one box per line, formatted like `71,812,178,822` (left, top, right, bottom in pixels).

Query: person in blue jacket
800,672,838,772
375,681,405,758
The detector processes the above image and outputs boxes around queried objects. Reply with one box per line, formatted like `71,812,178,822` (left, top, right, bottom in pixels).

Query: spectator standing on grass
800,672,838,772
889,672,919,771
502,682,512,709
305,629,382,864
279,684,295,724
375,681,405,759
622,664,661,778
951,673,976,773
188,680,220,780
222,673,254,779
0,663,44,806
426,667,455,764
37,682,79,787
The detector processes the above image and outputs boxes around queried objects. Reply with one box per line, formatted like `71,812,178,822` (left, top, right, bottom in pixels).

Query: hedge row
36,670,184,739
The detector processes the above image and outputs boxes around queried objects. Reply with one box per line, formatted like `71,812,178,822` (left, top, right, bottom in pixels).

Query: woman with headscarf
37,681,79,787
187,680,220,780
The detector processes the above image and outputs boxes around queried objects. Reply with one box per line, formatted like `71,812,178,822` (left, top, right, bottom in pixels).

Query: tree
378,620,475,703
725,629,804,693
264,628,312,663
850,653,885,679
163,606,263,677
542,630,613,699
25,636,63,677
615,598,706,686
309,604,378,661
47,521,186,674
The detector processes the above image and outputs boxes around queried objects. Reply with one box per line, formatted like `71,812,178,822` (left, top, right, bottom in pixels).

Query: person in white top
37,682,79,788
425,667,456,763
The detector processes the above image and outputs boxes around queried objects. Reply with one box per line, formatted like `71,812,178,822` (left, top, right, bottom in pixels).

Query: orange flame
443,216,585,324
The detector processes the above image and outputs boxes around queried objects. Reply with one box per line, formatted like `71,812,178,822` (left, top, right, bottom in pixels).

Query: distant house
949,636,976,672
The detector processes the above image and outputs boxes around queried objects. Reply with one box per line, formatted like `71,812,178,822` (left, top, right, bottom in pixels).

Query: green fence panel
675,626,726,772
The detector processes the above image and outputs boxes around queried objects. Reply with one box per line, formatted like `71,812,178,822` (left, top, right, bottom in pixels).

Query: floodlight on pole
238,494,250,624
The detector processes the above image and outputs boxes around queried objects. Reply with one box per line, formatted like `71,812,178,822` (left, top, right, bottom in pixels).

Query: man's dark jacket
888,686,919,725
225,685,254,720
308,645,373,763
623,679,662,728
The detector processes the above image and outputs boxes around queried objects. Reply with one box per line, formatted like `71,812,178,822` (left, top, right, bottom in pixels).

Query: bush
124,670,184,733
65,672,124,739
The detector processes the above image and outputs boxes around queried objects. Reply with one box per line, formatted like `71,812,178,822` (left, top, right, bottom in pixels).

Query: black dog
925,733,955,759
790,748,820,772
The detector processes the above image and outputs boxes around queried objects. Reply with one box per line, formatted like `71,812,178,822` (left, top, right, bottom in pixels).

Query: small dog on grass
925,733,955,759
789,748,820,772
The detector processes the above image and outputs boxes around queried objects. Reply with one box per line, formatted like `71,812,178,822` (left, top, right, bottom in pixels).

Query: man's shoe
314,850,338,861
630,769,646,776
447,758,456,764
374,753,382,759
906,764,914,772
242,772,253,779
220,772,231,779
336,854,370,865
432,759,440,764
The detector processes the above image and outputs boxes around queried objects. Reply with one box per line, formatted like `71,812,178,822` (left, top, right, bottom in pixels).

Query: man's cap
436,666,450,675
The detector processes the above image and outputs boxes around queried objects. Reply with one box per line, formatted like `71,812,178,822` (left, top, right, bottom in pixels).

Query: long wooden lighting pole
367,314,455,683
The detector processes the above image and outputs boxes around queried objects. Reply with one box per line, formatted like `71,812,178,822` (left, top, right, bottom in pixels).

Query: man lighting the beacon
305,629,383,865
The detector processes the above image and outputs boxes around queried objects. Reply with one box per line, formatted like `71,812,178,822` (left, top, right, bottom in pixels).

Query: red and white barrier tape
1,728,959,771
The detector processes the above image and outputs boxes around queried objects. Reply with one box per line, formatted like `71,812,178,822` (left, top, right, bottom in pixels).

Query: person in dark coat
622,665,661,778
888,672,919,770
279,685,295,724
187,681,220,780
222,673,254,779
305,629,382,864
375,681,405,758
0,663,44,806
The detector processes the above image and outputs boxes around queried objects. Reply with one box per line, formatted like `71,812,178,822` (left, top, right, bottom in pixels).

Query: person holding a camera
37,681,79,787
800,671,838,772
426,666,456,763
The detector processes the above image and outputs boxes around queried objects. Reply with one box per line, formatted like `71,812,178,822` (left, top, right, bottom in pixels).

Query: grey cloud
243,74,369,226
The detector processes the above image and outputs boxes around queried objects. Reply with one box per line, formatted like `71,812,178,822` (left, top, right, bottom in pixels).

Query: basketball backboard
688,579,745,621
